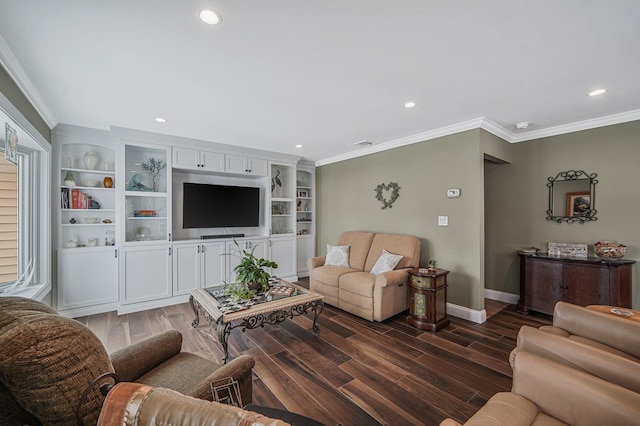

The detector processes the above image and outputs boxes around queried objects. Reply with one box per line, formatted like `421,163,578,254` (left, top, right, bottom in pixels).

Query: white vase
83,152,99,170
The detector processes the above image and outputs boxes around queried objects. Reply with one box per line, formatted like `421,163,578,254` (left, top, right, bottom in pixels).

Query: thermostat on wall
447,188,461,198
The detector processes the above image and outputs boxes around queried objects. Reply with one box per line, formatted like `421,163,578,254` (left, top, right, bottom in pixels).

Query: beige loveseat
440,351,640,426
308,231,420,322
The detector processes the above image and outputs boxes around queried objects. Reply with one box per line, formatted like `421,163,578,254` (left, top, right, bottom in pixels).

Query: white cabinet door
172,242,200,296
172,147,200,170
200,151,225,172
120,244,172,304
296,235,315,277
226,238,267,283
269,236,297,281
226,155,268,177
246,158,268,176
201,241,227,287
57,247,119,312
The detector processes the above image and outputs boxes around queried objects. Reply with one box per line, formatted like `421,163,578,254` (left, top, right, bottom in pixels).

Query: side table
407,267,450,332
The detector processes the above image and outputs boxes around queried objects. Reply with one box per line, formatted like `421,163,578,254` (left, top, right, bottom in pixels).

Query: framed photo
5,123,18,165
566,191,590,217
297,190,308,198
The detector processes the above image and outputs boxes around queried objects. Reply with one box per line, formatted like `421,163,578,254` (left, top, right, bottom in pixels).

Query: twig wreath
374,182,400,209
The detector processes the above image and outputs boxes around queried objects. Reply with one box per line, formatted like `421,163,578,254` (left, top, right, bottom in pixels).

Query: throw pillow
370,249,403,275
325,244,350,268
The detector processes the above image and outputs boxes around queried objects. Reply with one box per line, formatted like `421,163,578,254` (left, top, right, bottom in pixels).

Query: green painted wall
0,65,51,142
485,121,640,308
317,129,511,311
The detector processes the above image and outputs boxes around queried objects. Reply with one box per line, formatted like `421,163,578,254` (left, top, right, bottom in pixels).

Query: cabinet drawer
411,274,445,289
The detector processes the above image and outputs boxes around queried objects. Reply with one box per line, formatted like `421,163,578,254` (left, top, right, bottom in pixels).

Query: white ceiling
1,1,639,163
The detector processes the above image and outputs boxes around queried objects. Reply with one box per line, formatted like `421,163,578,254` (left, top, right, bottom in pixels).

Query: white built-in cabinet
119,244,172,308
54,125,311,317
57,247,119,314
172,147,225,172
226,155,268,176
172,240,226,296
55,129,119,317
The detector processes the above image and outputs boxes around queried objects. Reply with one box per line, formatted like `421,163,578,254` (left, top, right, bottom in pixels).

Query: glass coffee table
189,281,324,363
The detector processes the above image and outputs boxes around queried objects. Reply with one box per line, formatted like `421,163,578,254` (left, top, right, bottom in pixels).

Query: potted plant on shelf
224,240,278,301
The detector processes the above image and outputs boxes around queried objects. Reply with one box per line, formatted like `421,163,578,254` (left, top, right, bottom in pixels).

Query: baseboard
484,288,519,305
447,303,487,324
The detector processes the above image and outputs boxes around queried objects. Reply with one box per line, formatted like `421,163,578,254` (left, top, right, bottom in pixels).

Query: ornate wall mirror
546,170,597,223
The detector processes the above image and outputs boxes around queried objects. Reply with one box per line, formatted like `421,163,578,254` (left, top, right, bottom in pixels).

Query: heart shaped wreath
374,182,400,209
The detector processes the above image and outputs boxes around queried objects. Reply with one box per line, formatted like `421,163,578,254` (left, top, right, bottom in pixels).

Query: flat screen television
183,182,260,228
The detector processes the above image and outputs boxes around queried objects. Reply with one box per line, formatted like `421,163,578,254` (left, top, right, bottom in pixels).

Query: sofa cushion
370,249,403,275
363,233,420,272
325,244,350,267
337,231,375,271
339,271,376,297
312,265,360,287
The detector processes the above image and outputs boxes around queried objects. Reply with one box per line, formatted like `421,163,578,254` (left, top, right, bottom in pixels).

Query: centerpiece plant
224,240,278,301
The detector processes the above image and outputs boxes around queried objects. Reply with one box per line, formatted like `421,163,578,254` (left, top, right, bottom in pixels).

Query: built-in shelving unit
295,166,315,277
270,162,296,236
54,124,310,316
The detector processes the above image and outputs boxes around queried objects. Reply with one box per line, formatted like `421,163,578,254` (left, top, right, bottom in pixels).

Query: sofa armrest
110,330,183,382
515,325,640,393
308,256,326,271
186,354,256,405
553,301,640,358
513,352,640,425
98,383,290,426
374,268,409,288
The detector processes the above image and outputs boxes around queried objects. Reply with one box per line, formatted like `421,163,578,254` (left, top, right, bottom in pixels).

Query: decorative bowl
84,217,100,224
593,241,626,259
83,180,100,187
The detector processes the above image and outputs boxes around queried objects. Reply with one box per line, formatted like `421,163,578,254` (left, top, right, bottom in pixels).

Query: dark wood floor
77,280,551,426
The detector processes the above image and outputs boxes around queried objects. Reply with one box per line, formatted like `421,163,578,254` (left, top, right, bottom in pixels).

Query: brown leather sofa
0,296,254,425
509,302,640,392
308,231,420,321
98,382,291,426
440,351,640,426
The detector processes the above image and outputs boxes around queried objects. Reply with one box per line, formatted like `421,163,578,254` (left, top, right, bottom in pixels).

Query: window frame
0,93,51,301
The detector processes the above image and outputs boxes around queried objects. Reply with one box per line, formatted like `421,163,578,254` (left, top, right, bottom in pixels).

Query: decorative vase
64,171,76,186
103,176,113,188
83,152,98,170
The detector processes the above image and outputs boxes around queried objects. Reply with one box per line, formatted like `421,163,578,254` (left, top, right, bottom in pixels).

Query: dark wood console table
517,252,635,315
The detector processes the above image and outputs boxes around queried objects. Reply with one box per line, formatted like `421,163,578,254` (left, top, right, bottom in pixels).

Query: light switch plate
438,216,448,226
447,188,461,198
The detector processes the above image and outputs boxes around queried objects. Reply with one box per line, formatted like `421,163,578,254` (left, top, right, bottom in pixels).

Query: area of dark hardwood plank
80,279,550,426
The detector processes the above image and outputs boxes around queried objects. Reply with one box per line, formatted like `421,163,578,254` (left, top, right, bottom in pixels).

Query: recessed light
587,89,606,97
516,122,530,129
155,117,166,123
404,102,417,108
200,9,222,25
295,144,303,148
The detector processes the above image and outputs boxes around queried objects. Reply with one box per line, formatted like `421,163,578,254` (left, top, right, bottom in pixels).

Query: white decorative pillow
370,249,403,275
325,244,350,268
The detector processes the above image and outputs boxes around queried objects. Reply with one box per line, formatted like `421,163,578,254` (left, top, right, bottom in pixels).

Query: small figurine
427,260,437,271
69,218,77,224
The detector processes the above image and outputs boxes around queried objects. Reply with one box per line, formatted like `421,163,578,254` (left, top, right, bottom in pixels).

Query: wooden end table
407,268,450,332
189,281,324,363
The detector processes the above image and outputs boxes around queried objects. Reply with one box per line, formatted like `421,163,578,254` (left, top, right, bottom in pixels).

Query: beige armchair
0,296,254,425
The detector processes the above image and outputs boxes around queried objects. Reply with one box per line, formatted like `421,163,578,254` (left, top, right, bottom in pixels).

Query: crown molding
508,109,640,143
315,111,640,166
0,35,57,129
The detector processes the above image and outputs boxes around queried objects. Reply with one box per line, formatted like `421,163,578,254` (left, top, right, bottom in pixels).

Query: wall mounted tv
183,182,260,229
